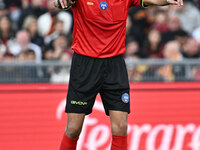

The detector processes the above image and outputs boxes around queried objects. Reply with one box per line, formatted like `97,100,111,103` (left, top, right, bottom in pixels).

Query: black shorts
65,52,130,116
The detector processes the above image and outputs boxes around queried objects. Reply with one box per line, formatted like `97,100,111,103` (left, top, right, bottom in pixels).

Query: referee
55,0,184,149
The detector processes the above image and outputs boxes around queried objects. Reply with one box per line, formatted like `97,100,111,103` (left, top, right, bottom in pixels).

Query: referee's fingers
175,0,181,7
177,0,184,6
167,0,178,5
65,0,69,8
59,0,66,8
69,0,75,5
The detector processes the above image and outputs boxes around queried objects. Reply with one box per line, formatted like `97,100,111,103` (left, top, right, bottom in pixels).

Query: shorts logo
71,100,87,106
122,93,129,103
100,1,108,10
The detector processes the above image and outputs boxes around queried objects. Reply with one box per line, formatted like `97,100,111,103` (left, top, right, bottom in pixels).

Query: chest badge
100,1,108,10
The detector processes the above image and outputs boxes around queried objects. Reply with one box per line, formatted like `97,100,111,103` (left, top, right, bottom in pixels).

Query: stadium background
0,0,200,150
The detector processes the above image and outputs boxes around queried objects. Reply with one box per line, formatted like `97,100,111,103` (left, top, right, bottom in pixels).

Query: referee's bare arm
143,0,183,7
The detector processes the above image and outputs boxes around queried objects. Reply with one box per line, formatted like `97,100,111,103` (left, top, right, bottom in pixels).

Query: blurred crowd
0,0,200,82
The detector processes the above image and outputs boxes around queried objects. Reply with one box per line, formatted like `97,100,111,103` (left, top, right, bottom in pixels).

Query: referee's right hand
166,0,183,7
54,0,76,9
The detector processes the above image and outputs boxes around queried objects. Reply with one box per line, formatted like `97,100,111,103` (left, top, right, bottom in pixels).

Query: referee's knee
65,126,82,139
111,121,127,136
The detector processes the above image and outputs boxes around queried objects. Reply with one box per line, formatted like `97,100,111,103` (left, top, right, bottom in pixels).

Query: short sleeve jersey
71,0,142,58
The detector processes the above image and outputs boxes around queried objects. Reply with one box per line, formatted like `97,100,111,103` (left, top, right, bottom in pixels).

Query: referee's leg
65,113,85,138
110,110,128,150
60,113,85,150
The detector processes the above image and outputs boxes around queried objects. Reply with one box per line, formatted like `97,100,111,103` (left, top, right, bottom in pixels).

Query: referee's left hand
58,0,76,9
167,0,183,7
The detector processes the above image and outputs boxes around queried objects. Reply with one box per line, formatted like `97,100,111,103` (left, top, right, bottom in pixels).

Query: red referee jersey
71,0,143,58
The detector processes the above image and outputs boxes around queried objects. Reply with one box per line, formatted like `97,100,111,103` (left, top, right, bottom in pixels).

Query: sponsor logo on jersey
100,1,108,10
122,93,129,103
